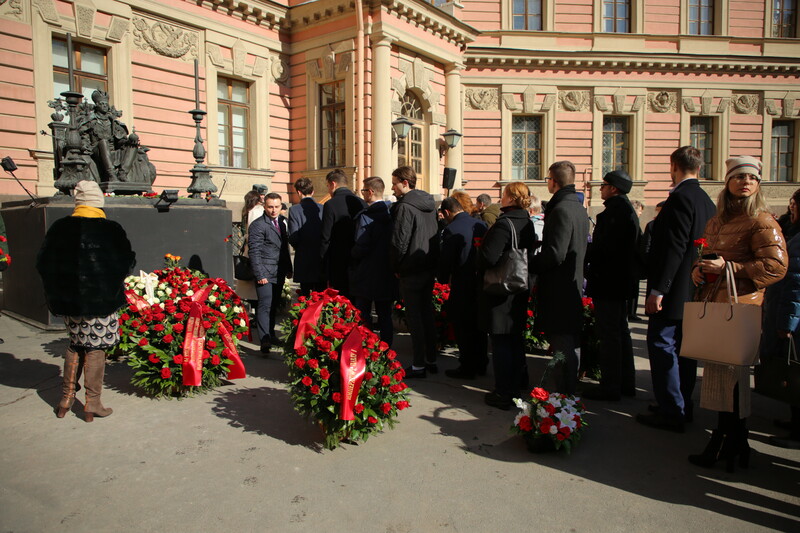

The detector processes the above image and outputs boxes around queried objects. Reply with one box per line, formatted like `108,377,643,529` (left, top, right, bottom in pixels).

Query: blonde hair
503,182,532,210
716,174,769,223
451,191,477,215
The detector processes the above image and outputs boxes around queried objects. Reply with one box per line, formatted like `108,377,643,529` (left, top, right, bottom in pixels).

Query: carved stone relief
523,87,537,113
32,0,59,25
559,90,589,112
613,94,625,114
271,57,289,86
648,91,676,113
232,40,246,77
398,58,432,101
253,57,268,77
132,16,198,60
765,99,779,116
0,0,23,21
208,44,224,68
75,3,95,38
106,16,129,43
502,94,518,111
716,98,730,114
594,95,609,112
631,96,645,112
465,87,499,111
541,94,556,111
786,97,796,118
701,96,712,115
683,97,696,113
732,94,759,114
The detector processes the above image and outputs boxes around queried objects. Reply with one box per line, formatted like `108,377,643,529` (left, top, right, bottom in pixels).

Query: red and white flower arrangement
282,289,411,449
511,384,588,454
393,282,456,348
118,255,248,398
0,235,10,266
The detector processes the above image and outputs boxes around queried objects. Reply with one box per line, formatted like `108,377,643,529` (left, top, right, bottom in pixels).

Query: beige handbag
680,262,762,366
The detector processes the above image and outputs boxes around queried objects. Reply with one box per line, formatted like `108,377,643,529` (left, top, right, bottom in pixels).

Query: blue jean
647,315,697,418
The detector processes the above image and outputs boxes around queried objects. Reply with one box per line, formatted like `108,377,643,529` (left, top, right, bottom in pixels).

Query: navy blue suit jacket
249,213,292,283
288,197,323,283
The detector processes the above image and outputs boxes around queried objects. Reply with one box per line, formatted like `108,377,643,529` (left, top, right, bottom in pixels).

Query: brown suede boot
55,347,83,418
83,349,112,422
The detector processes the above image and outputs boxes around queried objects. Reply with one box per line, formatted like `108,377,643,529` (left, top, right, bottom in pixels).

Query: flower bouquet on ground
118,255,249,398
282,289,411,449
511,354,588,454
393,282,456,348
523,292,546,352
578,296,601,381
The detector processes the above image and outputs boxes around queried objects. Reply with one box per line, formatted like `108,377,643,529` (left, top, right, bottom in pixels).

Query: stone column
445,62,464,188
371,36,394,194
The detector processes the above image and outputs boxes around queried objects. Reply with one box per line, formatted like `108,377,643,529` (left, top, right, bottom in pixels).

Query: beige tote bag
680,262,762,366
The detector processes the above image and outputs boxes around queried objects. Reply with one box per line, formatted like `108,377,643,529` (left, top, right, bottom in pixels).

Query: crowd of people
22,146,799,468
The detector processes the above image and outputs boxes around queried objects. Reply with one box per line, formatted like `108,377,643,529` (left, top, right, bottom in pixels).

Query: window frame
503,0,554,31
52,37,108,100
690,116,715,179
511,114,544,181
511,0,544,31
772,0,799,37
319,80,347,169
216,76,251,170
396,91,426,182
688,0,715,36
602,115,631,176
770,119,796,182
602,0,631,33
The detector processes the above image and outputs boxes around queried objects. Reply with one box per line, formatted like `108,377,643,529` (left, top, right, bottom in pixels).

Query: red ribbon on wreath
181,301,205,386
294,297,327,351
338,327,365,421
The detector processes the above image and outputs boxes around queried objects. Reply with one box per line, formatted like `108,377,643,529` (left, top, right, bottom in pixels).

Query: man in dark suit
288,177,324,296
583,170,640,401
530,160,589,395
249,192,293,354
320,169,367,297
438,196,488,379
349,176,396,345
638,146,715,432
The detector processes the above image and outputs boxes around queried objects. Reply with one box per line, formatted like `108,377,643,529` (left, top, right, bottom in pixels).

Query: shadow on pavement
0,352,62,410
211,385,324,453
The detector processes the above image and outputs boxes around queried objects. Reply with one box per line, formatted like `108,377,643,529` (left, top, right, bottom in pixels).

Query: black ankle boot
688,430,726,468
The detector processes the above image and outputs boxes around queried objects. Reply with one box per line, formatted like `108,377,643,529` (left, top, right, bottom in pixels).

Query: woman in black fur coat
37,181,135,421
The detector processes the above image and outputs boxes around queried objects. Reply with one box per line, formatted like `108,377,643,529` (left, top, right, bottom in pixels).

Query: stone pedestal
1,196,233,329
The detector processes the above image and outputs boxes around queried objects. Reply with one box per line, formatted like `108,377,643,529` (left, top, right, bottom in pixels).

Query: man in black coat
638,146,715,432
390,165,439,378
438,196,488,379
288,177,324,296
249,192,293,354
530,160,589,395
583,170,640,401
319,169,367,297
349,176,396,345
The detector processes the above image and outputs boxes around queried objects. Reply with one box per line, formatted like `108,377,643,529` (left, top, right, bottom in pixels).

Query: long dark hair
242,190,262,220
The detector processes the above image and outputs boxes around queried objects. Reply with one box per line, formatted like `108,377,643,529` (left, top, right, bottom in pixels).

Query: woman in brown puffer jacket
689,156,787,472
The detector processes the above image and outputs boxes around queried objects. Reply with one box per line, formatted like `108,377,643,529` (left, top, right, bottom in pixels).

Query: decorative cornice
375,0,477,47
464,51,800,75
197,0,288,30
288,0,355,31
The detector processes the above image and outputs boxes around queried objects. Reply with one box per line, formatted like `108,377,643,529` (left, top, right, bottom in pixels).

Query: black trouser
452,306,488,374
399,271,437,367
594,299,636,396
490,332,526,398
354,298,393,347
298,282,326,297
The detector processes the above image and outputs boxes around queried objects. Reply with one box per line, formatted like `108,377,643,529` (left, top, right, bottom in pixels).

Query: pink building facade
0,0,798,211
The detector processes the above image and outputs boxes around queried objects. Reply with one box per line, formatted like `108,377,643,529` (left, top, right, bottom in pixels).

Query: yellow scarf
72,205,106,218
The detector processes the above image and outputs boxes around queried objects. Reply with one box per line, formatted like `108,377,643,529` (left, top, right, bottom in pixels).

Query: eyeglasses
732,173,761,183
599,183,610,188
360,189,370,193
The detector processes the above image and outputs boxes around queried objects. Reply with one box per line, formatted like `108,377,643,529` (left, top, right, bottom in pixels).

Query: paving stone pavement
0,308,798,533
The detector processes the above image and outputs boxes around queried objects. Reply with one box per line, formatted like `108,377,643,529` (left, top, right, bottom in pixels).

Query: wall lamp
391,116,413,144
155,189,179,212
437,129,462,157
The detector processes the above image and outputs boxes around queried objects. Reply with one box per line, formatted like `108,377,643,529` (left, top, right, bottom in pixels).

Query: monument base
1,196,233,328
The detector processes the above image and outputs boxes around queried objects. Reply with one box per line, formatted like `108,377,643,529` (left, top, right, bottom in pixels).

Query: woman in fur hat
37,181,135,421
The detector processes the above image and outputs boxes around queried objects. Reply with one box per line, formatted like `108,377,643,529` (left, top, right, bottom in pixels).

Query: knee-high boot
55,347,84,418
83,349,112,422
688,412,726,468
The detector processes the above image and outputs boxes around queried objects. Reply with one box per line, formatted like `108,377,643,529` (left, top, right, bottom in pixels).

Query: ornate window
52,37,107,102
512,0,543,30
512,116,542,180
771,121,795,181
602,116,629,175
217,77,250,169
602,0,630,33
690,117,714,179
319,80,346,168
397,92,424,178
689,0,714,35
773,0,798,37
